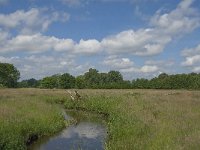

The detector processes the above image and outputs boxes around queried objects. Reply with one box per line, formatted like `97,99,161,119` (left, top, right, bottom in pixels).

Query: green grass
0,89,66,150
64,89,200,150
0,89,200,150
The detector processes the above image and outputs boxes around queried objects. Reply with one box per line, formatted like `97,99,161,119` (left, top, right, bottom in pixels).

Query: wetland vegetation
1,0,200,149
0,88,200,150
29,110,107,150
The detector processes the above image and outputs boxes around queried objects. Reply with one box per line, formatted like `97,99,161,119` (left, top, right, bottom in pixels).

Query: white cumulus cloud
74,39,102,54
0,54,93,79
181,44,200,73
150,0,200,35
0,0,199,56
1,0,200,79
0,8,70,34
182,55,200,66
140,65,158,73
102,55,134,69
101,0,200,56
0,33,102,55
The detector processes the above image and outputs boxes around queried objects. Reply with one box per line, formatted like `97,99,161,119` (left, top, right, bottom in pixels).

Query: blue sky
0,0,200,80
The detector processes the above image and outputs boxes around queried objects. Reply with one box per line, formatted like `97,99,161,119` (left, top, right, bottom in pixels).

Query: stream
28,110,107,150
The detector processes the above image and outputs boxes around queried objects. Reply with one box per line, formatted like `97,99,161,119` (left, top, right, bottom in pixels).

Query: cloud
119,63,167,79
102,56,160,75
182,44,200,57
60,0,156,7
181,44,200,72
0,8,70,34
0,55,92,79
1,0,200,79
61,0,81,7
93,0,157,3
120,65,158,74
0,33,102,55
74,39,101,54
182,55,200,66
0,28,167,56
1,34,63,53
102,55,134,69
0,56,20,64
0,0,199,56
150,0,199,35
134,5,150,21
193,66,200,72
101,29,166,56
101,0,200,56
101,28,170,56
0,29,10,43
140,65,158,73
144,59,176,74
101,57,175,79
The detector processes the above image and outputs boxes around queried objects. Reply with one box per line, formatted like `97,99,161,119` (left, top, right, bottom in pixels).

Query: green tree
59,73,75,89
75,75,85,89
18,78,39,88
18,80,28,88
0,62,20,88
84,68,100,88
107,70,123,83
132,78,149,89
98,73,109,88
158,73,169,79
40,75,60,89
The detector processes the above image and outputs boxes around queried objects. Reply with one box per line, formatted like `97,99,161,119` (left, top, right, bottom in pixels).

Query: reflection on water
29,110,107,150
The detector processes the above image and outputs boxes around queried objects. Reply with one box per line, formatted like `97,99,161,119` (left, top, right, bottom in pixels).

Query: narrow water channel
29,110,107,150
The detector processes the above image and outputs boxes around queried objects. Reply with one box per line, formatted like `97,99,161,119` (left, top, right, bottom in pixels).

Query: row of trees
132,73,200,89
19,69,200,90
1,62,200,89
18,68,130,89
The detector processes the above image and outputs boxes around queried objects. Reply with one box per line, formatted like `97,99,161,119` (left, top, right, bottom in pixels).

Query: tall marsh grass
1,89,200,150
64,89,200,150
0,89,65,150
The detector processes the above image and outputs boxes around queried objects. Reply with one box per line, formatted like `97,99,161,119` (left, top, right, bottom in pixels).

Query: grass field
0,89,200,150
0,89,66,150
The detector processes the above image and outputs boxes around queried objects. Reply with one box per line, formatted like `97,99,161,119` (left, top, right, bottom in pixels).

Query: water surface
29,110,107,150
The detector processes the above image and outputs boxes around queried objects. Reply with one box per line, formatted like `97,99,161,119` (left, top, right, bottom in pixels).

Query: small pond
29,110,107,150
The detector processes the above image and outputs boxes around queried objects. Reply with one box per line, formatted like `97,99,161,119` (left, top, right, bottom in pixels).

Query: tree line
18,68,130,89
1,62,200,89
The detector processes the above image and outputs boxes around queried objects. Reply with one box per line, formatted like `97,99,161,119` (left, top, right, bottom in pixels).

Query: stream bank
29,110,107,150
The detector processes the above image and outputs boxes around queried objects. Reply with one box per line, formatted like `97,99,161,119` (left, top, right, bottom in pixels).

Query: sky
0,0,200,80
